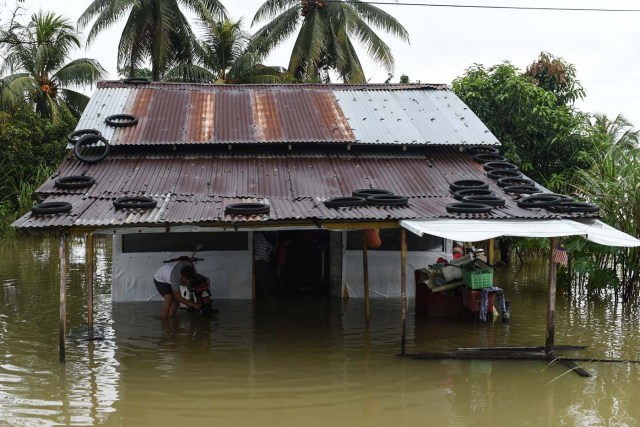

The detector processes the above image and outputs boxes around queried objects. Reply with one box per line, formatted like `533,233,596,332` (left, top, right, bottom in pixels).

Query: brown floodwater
1,236,639,426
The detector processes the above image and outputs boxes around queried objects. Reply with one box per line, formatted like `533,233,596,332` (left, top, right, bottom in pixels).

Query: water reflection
0,237,640,426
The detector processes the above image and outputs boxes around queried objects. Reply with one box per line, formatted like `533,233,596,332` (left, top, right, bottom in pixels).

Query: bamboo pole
59,231,67,363
363,231,370,324
86,233,94,329
546,237,559,354
400,228,407,355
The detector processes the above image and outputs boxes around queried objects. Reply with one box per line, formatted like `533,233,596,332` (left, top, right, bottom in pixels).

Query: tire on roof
446,202,493,214
324,196,367,208
54,175,96,189
113,196,157,209
225,203,270,215
31,201,72,215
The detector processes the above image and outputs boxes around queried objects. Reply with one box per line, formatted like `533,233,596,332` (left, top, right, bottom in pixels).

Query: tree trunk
498,237,513,265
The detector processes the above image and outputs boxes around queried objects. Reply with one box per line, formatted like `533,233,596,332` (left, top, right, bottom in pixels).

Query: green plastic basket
462,268,493,289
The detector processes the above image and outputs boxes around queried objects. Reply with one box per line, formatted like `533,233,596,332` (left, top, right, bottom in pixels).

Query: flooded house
12,82,639,360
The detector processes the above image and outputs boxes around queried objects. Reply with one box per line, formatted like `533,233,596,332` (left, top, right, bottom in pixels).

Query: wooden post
363,231,371,324
546,237,559,354
488,238,495,265
59,231,67,363
250,232,256,302
400,228,407,355
86,233,94,329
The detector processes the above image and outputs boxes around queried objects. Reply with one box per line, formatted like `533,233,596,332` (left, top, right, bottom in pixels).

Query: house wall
342,249,449,298
111,235,252,302
110,231,449,302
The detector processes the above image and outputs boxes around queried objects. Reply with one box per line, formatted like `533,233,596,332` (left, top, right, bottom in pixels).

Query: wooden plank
363,231,370,325
546,237,559,354
86,233,94,329
458,345,588,352
400,228,407,355
560,360,591,377
59,231,67,363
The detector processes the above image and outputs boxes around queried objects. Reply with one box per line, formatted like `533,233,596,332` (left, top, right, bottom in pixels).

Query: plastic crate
462,268,493,289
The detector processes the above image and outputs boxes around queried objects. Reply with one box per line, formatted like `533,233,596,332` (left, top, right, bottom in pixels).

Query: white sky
11,0,640,127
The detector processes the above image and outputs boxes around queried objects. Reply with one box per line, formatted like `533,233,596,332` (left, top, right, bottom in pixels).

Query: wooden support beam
546,237,559,354
59,231,67,363
363,231,370,325
488,238,495,264
400,228,407,355
86,233,94,329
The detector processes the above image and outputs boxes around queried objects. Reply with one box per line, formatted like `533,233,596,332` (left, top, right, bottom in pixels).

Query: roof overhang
400,218,640,247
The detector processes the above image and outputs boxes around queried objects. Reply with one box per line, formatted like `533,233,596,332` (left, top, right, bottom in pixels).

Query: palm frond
53,59,107,87
248,6,300,58
252,0,298,26
346,0,410,42
343,5,394,72
163,64,216,83
58,88,91,117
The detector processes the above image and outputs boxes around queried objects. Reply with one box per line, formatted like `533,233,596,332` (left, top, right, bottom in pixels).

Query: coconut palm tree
0,12,106,120
78,0,227,81
165,18,287,84
250,0,409,83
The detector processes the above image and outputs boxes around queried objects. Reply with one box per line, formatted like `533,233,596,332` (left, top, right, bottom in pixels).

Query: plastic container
441,265,463,282
462,268,493,289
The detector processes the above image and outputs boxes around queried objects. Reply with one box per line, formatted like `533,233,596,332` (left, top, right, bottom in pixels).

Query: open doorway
254,230,331,299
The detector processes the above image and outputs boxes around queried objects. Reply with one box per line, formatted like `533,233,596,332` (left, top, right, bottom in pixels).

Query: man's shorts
154,279,173,296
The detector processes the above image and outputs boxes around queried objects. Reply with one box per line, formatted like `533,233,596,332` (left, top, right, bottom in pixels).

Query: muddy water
1,236,639,426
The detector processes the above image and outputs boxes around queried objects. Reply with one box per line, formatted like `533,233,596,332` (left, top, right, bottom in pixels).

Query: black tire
453,188,495,200
113,196,157,209
74,134,111,163
462,195,506,207
502,185,542,195
544,193,574,202
449,180,489,192
31,201,72,215
366,194,409,206
473,153,507,164
446,202,493,214
123,78,150,84
497,177,534,188
324,196,367,208
517,194,563,209
352,189,394,198
105,114,139,127
486,169,523,180
467,146,500,155
225,203,270,215
54,175,96,189
546,202,599,213
483,161,519,172
67,129,101,145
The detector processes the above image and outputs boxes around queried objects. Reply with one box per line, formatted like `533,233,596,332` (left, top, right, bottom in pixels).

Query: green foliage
451,60,593,191
0,11,105,120
524,52,585,106
79,0,226,81
0,105,73,235
250,0,409,83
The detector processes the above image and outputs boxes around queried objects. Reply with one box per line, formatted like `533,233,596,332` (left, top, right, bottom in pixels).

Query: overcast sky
12,0,640,127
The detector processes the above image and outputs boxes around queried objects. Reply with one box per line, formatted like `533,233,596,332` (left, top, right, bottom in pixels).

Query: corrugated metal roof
14,148,597,230
74,82,498,147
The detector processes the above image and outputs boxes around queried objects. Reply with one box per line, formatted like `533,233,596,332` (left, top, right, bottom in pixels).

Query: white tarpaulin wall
343,249,448,298
400,218,640,247
112,236,252,301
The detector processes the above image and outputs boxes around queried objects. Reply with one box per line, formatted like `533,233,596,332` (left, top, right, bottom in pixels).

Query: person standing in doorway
254,232,273,299
154,261,201,319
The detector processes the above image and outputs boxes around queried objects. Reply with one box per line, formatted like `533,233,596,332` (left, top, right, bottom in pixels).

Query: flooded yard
1,236,639,426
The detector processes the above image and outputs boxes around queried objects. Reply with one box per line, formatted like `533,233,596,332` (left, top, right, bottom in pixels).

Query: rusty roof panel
139,89,189,144
214,90,254,142
15,148,599,230
252,90,284,141
186,91,216,143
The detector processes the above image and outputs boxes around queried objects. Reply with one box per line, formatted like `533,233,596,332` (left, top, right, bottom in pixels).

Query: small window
122,232,248,253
